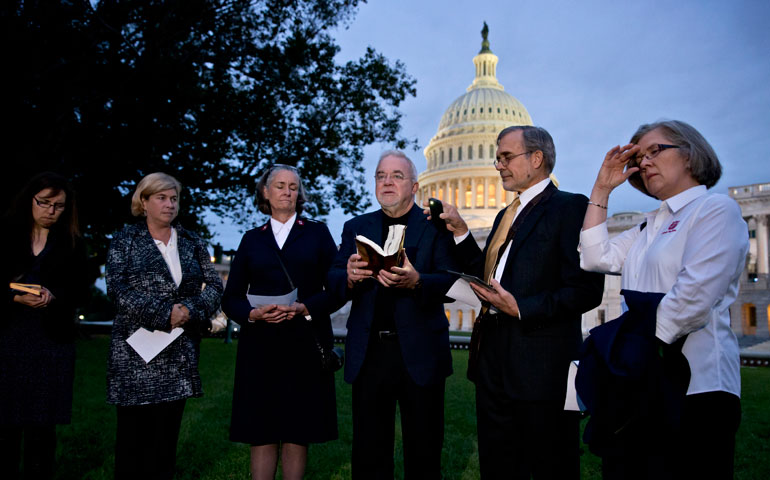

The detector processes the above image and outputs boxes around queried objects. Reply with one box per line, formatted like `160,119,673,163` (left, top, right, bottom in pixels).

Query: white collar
153,227,177,249
270,213,297,233
665,185,707,213
518,177,552,208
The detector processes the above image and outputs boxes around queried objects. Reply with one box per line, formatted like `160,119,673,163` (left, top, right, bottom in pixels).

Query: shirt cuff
454,231,470,244
579,222,608,248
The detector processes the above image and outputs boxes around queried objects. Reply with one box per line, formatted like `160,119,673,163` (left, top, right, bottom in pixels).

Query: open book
10,283,42,295
355,225,406,277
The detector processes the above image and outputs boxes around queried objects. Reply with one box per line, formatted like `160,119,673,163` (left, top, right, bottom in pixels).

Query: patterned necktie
483,196,521,284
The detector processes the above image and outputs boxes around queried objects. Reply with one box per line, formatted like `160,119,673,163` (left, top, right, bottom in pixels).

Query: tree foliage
1,0,416,258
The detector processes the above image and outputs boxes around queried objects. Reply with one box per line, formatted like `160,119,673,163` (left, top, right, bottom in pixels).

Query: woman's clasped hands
248,302,308,323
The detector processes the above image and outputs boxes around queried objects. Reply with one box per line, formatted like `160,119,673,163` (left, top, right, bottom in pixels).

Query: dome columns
416,175,508,211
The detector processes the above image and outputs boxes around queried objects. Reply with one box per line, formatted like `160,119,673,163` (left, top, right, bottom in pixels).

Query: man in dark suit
438,126,604,479
328,150,457,479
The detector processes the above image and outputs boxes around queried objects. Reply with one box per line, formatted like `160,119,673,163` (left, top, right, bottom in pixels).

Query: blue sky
211,0,770,250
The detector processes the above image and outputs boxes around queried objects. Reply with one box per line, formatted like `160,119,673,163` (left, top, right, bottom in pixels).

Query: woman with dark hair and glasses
222,164,342,480
0,172,89,478
579,120,748,479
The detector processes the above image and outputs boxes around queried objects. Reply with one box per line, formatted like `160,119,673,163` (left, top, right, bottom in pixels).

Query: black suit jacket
456,182,604,401
327,204,457,387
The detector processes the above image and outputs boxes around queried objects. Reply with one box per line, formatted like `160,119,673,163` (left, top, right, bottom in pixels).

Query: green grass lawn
56,337,770,479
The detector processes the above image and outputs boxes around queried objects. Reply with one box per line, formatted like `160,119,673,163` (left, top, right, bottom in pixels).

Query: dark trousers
476,386,580,480
0,425,56,480
474,313,580,480
115,399,186,480
351,335,445,480
602,391,741,480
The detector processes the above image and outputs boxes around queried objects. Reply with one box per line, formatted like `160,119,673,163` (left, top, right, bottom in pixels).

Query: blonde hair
130,172,182,216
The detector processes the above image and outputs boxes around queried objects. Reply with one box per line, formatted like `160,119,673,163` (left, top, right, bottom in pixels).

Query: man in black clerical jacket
327,150,457,479
437,126,604,479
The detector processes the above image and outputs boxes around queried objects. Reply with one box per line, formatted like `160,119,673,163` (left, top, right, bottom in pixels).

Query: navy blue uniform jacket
327,204,458,387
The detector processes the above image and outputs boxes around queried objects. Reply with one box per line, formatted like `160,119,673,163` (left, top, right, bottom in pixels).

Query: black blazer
327,204,458,387
456,182,604,401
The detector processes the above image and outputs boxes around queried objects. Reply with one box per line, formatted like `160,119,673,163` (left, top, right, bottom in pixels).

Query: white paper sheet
247,288,298,308
126,327,184,363
563,360,585,411
446,278,482,312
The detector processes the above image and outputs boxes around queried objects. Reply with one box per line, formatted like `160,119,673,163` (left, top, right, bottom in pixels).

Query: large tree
1,0,416,258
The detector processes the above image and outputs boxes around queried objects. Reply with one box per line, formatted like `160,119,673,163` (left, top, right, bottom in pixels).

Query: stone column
483,177,490,208
459,178,467,208
471,178,477,208
757,215,769,275
445,180,452,205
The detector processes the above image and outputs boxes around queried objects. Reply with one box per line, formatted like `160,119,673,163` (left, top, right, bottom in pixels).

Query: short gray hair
377,150,418,181
497,126,556,173
255,164,308,215
628,120,721,198
131,172,182,217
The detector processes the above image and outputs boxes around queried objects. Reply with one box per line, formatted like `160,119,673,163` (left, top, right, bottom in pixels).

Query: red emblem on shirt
297,219,304,226
260,224,268,231
662,220,679,234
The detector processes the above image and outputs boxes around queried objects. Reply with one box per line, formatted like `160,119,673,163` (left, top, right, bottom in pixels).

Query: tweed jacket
106,221,223,406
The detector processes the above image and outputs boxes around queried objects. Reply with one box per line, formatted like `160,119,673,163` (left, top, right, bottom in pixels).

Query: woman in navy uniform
222,165,342,480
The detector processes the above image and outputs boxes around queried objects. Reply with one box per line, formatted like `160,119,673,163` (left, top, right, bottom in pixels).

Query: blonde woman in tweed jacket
106,172,222,480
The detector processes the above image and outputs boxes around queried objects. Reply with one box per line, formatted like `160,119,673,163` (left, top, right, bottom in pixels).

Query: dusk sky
211,0,770,250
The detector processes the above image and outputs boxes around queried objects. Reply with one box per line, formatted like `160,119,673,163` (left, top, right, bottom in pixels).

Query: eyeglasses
634,144,682,164
494,151,532,168
33,197,66,212
374,172,411,183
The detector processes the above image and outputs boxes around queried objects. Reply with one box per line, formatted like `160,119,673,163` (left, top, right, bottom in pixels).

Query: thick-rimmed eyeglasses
33,197,66,212
635,144,682,164
494,151,532,168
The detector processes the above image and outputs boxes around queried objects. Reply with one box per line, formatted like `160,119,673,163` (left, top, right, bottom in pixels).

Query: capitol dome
417,23,533,238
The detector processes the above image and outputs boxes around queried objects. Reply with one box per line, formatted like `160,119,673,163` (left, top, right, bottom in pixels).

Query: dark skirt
0,308,75,426
230,319,337,445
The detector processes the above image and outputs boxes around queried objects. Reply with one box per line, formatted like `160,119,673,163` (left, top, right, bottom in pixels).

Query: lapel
135,222,176,287
403,204,428,250
282,216,307,251
357,210,384,247
504,182,557,264
176,226,196,285
257,220,280,252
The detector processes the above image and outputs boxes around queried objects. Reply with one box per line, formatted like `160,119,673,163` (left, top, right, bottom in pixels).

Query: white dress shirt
580,185,749,397
493,178,551,283
153,227,183,287
270,213,297,249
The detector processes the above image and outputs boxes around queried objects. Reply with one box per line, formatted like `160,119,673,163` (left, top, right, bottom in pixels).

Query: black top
371,210,411,334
